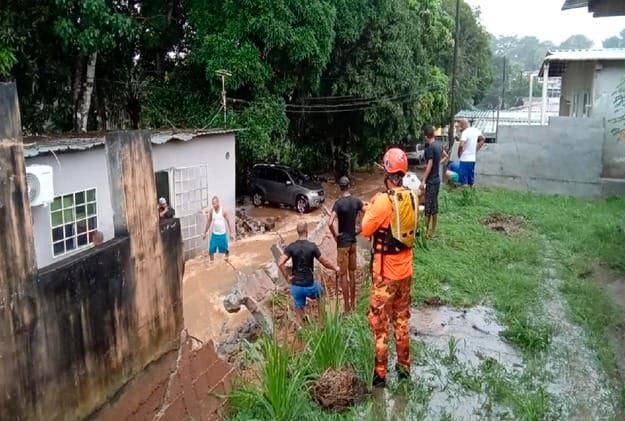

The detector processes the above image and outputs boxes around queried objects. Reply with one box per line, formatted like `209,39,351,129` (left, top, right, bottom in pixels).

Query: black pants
424,182,440,216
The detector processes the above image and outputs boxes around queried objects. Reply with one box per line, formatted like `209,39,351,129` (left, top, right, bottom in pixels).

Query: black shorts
425,182,440,216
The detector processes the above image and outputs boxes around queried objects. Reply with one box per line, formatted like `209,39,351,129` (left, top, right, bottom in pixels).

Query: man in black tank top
328,176,364,313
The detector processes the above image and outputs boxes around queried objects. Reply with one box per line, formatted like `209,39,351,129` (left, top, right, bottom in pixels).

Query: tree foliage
2,0,492,173
604,29,625,48
559,34,593,50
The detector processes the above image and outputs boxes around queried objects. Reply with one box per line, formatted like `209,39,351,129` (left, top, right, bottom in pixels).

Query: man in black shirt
279,221,340,323
420,125,448,239
328,176,364,313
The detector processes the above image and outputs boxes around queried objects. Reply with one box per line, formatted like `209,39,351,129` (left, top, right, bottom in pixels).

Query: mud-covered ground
182,170,388,346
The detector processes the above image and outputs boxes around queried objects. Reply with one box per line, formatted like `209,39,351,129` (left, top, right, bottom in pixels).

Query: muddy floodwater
410,305,522,368
373,305,524,420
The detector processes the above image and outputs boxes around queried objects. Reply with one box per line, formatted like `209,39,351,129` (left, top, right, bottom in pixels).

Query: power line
230,93,429,114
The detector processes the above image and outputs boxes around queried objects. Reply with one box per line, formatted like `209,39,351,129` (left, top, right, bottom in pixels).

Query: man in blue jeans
456,118,485,187
278,221,340,323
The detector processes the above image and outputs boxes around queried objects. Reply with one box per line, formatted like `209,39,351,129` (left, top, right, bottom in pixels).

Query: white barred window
50,188,98,257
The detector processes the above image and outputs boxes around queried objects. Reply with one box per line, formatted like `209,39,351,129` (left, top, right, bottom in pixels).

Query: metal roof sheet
23,129,240,158
562,0,588,10
539,49,625,76
455,108,557,135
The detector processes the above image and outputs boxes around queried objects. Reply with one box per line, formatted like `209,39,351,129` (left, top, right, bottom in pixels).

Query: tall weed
229,337,306,421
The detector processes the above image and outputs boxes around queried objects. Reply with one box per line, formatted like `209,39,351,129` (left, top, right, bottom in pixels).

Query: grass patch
228,187,625,419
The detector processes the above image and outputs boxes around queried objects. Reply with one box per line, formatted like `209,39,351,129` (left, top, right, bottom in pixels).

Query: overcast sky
464,0,625,46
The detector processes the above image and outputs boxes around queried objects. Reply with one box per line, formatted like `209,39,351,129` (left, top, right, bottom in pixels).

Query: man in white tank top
202,196,235,261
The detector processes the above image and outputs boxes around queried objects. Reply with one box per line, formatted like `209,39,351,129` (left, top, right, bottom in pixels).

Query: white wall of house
152,134,236,215
27,148,115,269
27,133,236,268
592,61,625,107
560,61,595,117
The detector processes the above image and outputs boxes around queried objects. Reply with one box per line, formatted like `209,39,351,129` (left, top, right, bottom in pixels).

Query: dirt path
541,241,617,419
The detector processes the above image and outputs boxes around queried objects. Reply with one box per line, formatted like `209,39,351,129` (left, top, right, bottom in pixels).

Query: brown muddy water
370,305,523,420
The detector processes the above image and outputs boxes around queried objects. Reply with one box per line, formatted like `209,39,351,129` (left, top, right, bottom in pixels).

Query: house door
171,165,211,260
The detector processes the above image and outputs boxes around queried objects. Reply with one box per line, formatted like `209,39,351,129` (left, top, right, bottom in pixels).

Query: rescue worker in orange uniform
361,148,414,387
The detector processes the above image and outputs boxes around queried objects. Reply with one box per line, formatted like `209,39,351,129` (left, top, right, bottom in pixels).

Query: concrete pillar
104,131,180,358
541,62,550,125
0,82,38,419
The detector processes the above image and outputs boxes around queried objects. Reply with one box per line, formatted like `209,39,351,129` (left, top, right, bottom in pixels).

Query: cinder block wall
476,117,607,197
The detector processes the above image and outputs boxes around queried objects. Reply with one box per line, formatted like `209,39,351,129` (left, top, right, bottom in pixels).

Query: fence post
0,82,38,418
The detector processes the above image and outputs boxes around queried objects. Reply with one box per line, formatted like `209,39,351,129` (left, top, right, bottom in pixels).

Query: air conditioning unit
26,165,54,207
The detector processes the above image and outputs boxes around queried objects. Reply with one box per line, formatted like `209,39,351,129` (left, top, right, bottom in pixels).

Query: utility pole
495,56,506,142
528,73,534,124
448,0,461,149
215,69,232,125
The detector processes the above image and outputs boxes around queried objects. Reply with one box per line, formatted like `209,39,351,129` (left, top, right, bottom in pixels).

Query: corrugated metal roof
455,108,556,135
23,129,241,158
539,49,625,76
562,0,588,10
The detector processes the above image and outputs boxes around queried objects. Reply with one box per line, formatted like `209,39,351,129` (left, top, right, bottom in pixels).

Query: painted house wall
27,148,114,269
560,61,595,117
26,133,236,268
152,133,236,218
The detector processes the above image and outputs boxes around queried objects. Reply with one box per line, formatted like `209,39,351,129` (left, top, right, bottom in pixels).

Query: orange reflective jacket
362,192,413,281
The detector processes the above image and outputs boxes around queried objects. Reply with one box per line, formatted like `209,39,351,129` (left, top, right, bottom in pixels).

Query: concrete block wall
476,117,606,197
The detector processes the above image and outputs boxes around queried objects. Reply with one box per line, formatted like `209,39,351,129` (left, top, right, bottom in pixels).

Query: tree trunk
74,52,97,132
71,55,85,130
93,78,109,131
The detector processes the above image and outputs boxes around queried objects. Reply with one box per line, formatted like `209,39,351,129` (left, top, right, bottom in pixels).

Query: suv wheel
252,190,264,207
296,195,309,214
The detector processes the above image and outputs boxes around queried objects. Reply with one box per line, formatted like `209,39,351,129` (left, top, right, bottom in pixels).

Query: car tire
252,190,264,207
295,195,310,214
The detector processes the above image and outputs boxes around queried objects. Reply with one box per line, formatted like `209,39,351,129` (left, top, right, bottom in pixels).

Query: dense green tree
441,0,493,112
2,0,492,175
604,29,625,48
559,34,593,50
493,35,554,72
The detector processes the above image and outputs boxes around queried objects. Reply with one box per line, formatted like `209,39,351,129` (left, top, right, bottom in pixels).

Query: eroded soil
482,212,525,235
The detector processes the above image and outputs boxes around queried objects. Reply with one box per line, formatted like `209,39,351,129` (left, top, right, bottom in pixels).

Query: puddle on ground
410,305,522,369
372,305,523,420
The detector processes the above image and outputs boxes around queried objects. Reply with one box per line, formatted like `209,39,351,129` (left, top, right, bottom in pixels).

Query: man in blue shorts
456,118,485,188
278,221,340,323
202,196,235,262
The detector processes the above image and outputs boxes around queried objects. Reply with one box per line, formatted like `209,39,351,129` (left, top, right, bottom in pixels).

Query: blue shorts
459,161,476,186
209,233,229,255
290,282,324,309
448,161,460,174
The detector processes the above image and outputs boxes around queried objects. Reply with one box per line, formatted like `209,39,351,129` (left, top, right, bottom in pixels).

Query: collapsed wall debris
235,208,277,238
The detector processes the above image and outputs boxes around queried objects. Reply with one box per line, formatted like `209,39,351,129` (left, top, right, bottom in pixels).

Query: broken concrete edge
87,337,181,419
152,329,236,420
89,329,235,420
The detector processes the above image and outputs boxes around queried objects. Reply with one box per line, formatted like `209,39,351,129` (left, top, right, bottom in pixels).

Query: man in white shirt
202,196,235,261
456,118,485,187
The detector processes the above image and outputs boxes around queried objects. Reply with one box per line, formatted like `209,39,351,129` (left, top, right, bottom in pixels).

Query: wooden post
0,83,38,418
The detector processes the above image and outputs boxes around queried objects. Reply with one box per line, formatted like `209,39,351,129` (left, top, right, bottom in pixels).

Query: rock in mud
310,368,369,412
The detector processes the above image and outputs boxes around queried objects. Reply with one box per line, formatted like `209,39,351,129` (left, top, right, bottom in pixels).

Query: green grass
228,187,625,420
